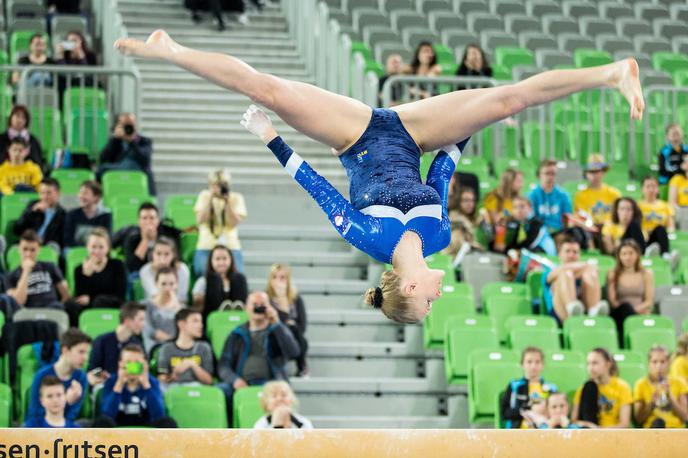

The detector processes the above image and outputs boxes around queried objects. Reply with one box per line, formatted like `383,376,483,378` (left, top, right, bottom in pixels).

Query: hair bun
372,287,383,309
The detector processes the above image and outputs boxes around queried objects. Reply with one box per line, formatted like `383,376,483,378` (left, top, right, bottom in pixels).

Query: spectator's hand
82,257,96,276
172,360,192,375
31,201,48,212
116,362,128,384
241,105,277,144
271,405,292,428
265,305,280,325
139,360,151,389
87,368,109,386
21,258,36,273
66,380,83,405
114,124,125,139
233,378,248,390
75,295,90,306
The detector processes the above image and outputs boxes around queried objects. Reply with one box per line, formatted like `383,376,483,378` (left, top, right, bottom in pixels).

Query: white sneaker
663,250,680,270
237,13,249,25
644,242,661,258
566,300,584,317
588,300,610,317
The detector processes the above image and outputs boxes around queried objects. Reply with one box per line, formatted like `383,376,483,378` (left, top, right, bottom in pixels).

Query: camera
125,361,143,375
253,305,267,314
123,123,136,136
218,182,230,196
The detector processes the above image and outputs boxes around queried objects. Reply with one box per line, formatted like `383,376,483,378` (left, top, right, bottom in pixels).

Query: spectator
529,159,572,233
671,334,688,385
668,154,688,211
142,267,183,353
55,30,97,66
13,178,66,249
658,123,688,185
574,154,621,230
97,344,176,427
47,1,82,14
97,113,156,195
499,196,556,256
378,53,405,106
408,41,441,100
193,169,247,276
66,228,127,327
266,264,308,377
23,376,80,428
27,328,98,422
217,291,300,423
8,230,70,309
0,105,45,168
12,34,55,87
528,392,583,429
0,137,42,195
192,245,248,321
542,236,609,323
456,44,493,90
139,237,190,303
633,345,688,428
63,180,111,248
186,0,226,32
601,197,644,255
254,381,313,429
88,302,146,378
157,309,213,388
121,203,180,274
607,240,654,344
484,168,523,225
638,176,675,257
572,348,632,429
444,187,488,256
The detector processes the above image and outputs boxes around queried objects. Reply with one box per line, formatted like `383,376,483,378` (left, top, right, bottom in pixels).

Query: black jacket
203,271,248,319
500,377,557,429
120,224,181,272
99,136,156,195
13,200,66,248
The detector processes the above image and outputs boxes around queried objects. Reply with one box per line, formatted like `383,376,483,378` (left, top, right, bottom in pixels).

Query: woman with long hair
192,245,248,320
601,197,644,255
139,237,190,303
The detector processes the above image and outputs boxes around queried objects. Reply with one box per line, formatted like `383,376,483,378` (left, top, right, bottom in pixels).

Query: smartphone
91,367,103,377
125,361,144,376
61,41,76,51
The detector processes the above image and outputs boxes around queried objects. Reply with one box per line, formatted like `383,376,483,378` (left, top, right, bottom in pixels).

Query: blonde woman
267,264,308,377
484,168,524,224
254,381,313,429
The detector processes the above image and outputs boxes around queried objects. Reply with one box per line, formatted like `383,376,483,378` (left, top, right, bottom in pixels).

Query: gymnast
115,30,644,324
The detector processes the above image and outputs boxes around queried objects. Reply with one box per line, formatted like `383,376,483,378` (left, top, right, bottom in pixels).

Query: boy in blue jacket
24,376,80,428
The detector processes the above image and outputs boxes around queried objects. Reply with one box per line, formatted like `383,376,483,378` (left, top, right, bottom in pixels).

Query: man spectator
658,123,688,186
63,180,111,248
120,202,180,273
13,178,66,249
378,54,404,106
97,113,156,196
157,309,214,387
88,302,146,378
24,376,80,428
8,230,70,309
0,136,42,195
529,160,572,233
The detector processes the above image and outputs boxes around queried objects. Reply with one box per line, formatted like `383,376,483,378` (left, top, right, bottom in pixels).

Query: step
148,141,330,155
306,415,451,429
244,264,365,280
297,392,446,417
301,294,363,310
306,322,402,342
309,341,425,358
291,376,434,394
123,15,288,31
126,26,292,40
246,277,370,295
306,355,423,378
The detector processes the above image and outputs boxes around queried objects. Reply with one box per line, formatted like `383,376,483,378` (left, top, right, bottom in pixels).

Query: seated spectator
669,154,688,211
88,302,146,378
538,392,582,429
217,291,299,423
607,240,654,344
633,345,688,428
0,105,45,169
529,159,572,233
444,186,488,257
0,137,42,195
254,381,313,429
139,237,190,303
97,344,176,427
143,267,183,353
671,334,688,385
542,236,609,323
572,348,632,429
47,1,82,14
639,176,675,257
66,228,127,327
23,376,80,428
193,169,247,276
500,347,557,429
601,197,644,255
8,230,70,309
63,180,112,248
157,309,213,388
658,123,688,186
484,168,523,225
266,264,308,377
574,154,622,244
121,203,180,274
192,245,248,321
27,328,98,423
55,30,97,66
378,53,405,106
499,196,556,256
13,178,66,249
97,113,156,195
12,34,55,87
456,43,493,90
408,41,441,100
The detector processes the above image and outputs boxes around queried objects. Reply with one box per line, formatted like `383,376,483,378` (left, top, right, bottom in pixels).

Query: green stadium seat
350,41,370,60
493,157,536,179
468,349,521,424
485,296,532,344
564,316,618,353
207,310,249,359
457,156,490,181
481,282,527,305
424,253,455,281
683,317,688,333
574,49,612,68
180,232,199,266
629,328,677,355
107,194,156,210
613,351,646,388
164,194,198,230
28,106,63,162
652,52,688,76
419,153,433,181
523,122,567,162
63,87,107,115
111,204,141,232
444,316,498,384
505,315,557,334
491,64,512,81
66,108,109,158
423,290,476,349
0,383,11,427
509,327,561,352
132,278,145,301
553,106,592,127
640,257,673,286
51,169,95,195
566,124,602,165
5,244,59,272
364,59,384,78
0,86,12,130
1,192,38,241
10,31,49,63
542,350,586,396
165,385,228,428
233,386,263,428
65,247,88,295
102,170,149,202
579,254,615,285
494,47,534,71
79,308,119,339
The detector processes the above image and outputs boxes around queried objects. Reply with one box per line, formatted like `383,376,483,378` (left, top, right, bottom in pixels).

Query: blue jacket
24,417,80,428
658,143,688,184
100,375,165,426
27,365,87,422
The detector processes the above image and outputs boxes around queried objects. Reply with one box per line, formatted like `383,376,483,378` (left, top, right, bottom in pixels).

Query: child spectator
0,105,44,168
88,302,146,378
668,155,688,212
192,245,248,321
143,267,183,353
601,197,645,255
658,123,688,185
0,137,42,195
670,334,688,385
574,154,621,230
408,41,441,100
444,187,488,256
529,159,572,233
500,347,557,429
638,176,675,257
633,345,688,428
266,264,308,377
24,376,80,428
456,44,493,90
120,203,180,274
535,392,581,429
498,196,556,256
13,178,66,249
7,230,70,309
157,309,214,388
139,237,190,303
572,348,632,428
484,168,524,226
63,180,112,248
254,381,313,429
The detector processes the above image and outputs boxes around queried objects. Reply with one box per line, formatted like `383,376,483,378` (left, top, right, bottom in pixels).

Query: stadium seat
164,194,198,230
102,171,149,202
180,232,198,266
423,289,476,349
66,107,109,158
27,106,63,162
456,156,489,182
50,15,89,39
509,327,560,352
165,385,228,428
542,350,586,396
78,308,119,339
0,383,10,427
424,253,454,281
5,244,59,272
63,87,107,114
9,30,48,63
0,192,38,241
484,295,531,344
51,169,95,196
111,203,140,232
564,316,618,353
658,287,688,335
505,314,557,335
613,351,646,388
640,258,673,286
523,122,566,162
233,386,263,428
461,253,507,305
579,254,615,285
13,308,69,336
65,247,88,295
444,316,498,384
624,315,676,351
468,349,521,424
206,310,249,359
652,52,688,76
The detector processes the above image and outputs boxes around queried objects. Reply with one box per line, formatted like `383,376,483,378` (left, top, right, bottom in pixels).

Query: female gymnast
114,30,644,324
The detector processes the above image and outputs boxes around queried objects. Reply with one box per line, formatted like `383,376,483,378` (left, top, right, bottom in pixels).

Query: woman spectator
55,30,97,66
443,187,488,256
0,105,45,169
601,197,645,255
571,348,633,429
671,334,688,385
143,267,183,353
669,155,688,212
484,168,523,223
12,34,55,87
192,245,248,321
253,381,313,429
139,237,190,303
193,169,247,276
66,228,127,326
606,240,654,345
638,176,675,257
456,44,493,90
266,264,309,377
408,41,441,100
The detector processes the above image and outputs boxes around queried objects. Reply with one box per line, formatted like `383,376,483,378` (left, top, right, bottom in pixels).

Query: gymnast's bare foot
610,58,644,121
114,29,180,60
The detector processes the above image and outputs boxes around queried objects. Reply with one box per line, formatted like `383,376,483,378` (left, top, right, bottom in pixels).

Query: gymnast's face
405,269,445,320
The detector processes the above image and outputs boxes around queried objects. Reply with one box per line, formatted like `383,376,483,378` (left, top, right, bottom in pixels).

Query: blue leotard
266,108,468,264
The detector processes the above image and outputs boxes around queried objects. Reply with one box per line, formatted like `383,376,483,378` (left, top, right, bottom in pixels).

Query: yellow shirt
194,189,247,250
638,199,674,235
633,376,688,428
669,174,688,207
520,381,553,430
601,222,625,242
574,184,622,226
670,355,688,386
483,192,513,219
574,377,632,427
0,160,42,195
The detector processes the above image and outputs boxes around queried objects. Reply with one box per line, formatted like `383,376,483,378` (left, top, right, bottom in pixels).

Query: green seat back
63,87,107,114
444,316,498,384
66,108,109,158
542,350,586,396
652,52,688,76
494,47,534,71
623,315,675,348
6,244,59,272
233,386,263,428
165,385,228,428
505,315,558,334
613,351,646,387
1,192,38,241
78,308,119,339
180,232,199,265
102,170,149,201
641,257,673,286
469,357,521,423
51,169,95,195
112,203,141,232
457,156,490,181
132,278,145,301
424,292,476,349
0,383,11,427
509,327,561,352
164,194,198,230
484,295,531,343
574,49,612,68
629,328,677,355
579,254,615,285
65,247,89,295
207,311,249,359
28,106,63,161
523,122,567,162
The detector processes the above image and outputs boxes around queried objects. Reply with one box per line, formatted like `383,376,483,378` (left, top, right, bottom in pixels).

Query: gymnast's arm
425,138,470,210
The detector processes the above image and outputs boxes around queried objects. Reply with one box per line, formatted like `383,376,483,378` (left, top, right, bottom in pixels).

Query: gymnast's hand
241,104,278,145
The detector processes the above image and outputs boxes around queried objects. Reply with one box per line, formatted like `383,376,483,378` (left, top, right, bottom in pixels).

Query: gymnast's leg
114,30,371,151
393,59,644,152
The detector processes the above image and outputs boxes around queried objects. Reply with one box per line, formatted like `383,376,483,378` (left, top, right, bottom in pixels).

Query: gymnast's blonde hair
364,270,419,324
